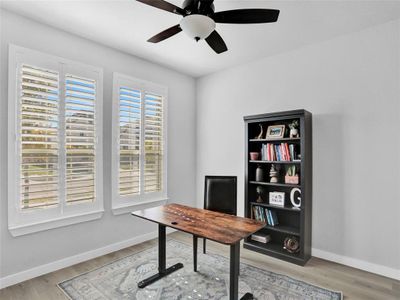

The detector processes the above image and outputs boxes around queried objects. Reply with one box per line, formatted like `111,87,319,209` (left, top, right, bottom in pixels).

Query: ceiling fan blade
148,24,182,43
205,30,227,54
213,9,280,24
136,0,185,15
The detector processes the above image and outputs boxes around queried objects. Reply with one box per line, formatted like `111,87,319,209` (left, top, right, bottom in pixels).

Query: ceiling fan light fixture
179,14,215,41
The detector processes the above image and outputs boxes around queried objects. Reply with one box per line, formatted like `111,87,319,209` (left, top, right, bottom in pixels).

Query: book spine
285,143,290,161
263,144,266,160
260,145,264,161
289,144,293,161
265,208,271,225
273,211,279,225
269,143,273,161
282,143,286,161
268,210,274,226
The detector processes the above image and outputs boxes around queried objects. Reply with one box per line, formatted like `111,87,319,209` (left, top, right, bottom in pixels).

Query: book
252,206,258,220
275,145,280,161
260,206,266,223
265,209,270,225
268,210,274,226
251,233,271,244
271,210,279,226
261,143,300,161
285,143,290,161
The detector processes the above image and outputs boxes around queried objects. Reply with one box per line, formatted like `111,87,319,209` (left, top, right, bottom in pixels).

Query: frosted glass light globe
180,14,215,41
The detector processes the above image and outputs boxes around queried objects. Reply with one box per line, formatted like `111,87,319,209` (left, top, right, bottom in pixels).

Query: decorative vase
250,152,259,160
290,128,299,138
256,186,264,203
255,165,264,182
256,124,264,139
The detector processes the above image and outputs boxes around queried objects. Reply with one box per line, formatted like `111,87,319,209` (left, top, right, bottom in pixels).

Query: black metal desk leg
159,224,166,273
230,242,253,300
230,242,240,300
137,224,183,288
193,235,198,272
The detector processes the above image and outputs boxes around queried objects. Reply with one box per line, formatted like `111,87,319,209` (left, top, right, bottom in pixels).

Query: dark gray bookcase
243,109,312,266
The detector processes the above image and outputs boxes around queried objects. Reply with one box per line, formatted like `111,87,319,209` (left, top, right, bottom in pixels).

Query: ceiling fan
137,0,280,54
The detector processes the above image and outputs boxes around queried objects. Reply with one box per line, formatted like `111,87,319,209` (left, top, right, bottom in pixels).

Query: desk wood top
131,203,264,245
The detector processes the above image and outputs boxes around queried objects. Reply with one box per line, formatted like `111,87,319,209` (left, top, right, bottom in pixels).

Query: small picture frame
266,125,285,139
269,192,285,207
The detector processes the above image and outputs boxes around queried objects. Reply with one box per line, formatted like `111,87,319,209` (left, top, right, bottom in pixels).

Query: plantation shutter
20,65,60,209
118,87,141,196
65,75,96,204
144,92,163,193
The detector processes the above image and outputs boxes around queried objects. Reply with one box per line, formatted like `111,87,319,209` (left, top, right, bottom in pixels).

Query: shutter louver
20,65,60,209
119,87,141,196
65,75,96,204
144,93,163,193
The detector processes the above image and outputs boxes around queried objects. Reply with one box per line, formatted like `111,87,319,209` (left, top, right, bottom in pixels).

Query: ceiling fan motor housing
180,14,216,41
182,0,215,16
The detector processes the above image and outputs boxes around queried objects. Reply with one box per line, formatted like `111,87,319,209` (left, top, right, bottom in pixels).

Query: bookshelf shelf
249,137,301,143
244,110,312,266
249,180,300,188
263,224,300,235
250,201,301,213
249,160,301,164
245,240,304,264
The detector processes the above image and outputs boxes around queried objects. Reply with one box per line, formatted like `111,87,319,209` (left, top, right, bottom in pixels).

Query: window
8,45,103,236
112,73,167,213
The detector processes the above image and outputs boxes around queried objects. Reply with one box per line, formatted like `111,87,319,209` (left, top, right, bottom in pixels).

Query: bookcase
243,110,312,266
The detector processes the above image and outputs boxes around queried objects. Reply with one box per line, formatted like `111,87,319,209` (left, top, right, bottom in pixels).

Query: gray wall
196,19,400,271
0,10,196,277
1,8,399,282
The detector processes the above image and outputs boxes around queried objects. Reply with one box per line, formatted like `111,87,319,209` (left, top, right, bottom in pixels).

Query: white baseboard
1,236,398,289
312,248,400,280
0,228,176,289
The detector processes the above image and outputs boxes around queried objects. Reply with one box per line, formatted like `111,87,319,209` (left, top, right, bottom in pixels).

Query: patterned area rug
59,239,342,300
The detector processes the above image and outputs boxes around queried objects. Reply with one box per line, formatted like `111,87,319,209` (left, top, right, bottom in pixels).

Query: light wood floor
1,231,399,300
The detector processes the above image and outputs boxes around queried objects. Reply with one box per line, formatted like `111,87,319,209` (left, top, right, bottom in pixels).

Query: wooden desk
132,203,264,300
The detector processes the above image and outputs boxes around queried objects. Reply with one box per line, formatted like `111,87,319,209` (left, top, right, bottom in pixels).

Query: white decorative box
269,192,285,207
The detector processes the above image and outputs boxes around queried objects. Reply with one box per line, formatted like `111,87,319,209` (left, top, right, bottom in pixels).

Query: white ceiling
2,0,400,77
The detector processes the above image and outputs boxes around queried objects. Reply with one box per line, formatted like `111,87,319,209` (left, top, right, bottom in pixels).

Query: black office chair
193,176,237,271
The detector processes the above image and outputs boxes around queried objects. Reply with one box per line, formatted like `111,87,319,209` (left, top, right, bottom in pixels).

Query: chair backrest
204,176,237,216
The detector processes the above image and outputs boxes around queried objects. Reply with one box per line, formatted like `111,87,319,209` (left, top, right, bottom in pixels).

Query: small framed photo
269,192,285,207
266,125,285,139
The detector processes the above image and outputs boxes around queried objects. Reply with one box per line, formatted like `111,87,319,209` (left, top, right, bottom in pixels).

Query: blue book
257,206,263,222
265,208,271,225
253,206,259,221
274,145,281,161
271,210,279,225
268,210,274,226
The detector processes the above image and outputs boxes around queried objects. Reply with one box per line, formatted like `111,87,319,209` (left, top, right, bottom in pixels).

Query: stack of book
252,206,279,226
260,143,297,161
251,233,271,244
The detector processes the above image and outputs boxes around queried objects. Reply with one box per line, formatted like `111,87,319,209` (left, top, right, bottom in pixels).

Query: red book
285,143,291,160
281,143,286,161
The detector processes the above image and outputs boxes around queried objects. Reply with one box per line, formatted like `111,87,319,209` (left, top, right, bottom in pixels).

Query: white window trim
111,72,168,214
8,44,104,236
